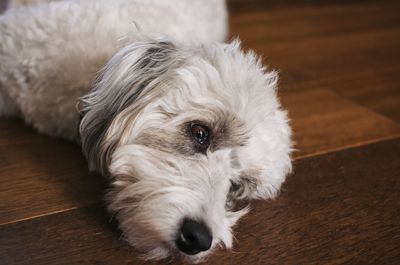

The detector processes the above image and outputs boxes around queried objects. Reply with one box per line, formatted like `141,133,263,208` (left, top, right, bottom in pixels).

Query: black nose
176,219,212,255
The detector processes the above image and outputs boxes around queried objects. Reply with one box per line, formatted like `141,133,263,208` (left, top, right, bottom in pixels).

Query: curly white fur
0,0,292,263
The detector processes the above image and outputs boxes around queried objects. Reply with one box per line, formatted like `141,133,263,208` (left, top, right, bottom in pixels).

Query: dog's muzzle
176,219,212,255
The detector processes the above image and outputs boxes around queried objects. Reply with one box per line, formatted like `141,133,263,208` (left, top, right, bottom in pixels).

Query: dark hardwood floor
1,0,400,264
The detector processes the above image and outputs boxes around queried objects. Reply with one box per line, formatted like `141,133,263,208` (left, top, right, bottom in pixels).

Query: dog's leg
0,86,19,117
1,0,60,15
0,1,92,140
7,0,60,8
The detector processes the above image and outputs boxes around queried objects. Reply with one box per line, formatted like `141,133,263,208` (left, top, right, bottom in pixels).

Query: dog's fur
0,0,292,262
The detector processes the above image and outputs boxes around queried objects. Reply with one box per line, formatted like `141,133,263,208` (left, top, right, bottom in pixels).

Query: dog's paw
230,166,288,201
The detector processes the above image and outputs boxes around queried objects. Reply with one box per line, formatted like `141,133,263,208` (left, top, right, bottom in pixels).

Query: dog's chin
149,247,215,264
144,245,210,263
181,249,216,264
125,235,219,263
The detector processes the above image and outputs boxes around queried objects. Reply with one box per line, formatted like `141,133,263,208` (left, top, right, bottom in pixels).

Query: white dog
0,0,292,262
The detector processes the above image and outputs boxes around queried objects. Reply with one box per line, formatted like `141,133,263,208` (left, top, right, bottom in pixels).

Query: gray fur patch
78,41,183,175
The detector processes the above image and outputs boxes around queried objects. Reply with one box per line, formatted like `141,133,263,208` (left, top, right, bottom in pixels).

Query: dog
0,0,292,262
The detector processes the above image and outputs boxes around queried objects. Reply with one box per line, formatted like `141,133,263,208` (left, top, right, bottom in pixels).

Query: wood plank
248,27,400,88
230,1,400,43
1,138,399,265
0,204,147,265
229,0,400,122
0,119,106,225
229,1,400,88
322,67,400,122
277,64,400,122
281,89,400,159
227,0,393,14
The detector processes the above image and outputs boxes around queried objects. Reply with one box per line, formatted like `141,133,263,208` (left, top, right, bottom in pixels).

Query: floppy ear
78,40,182,176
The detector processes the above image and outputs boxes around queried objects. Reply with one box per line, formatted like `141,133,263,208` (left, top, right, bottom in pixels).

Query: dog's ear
78,40,181,176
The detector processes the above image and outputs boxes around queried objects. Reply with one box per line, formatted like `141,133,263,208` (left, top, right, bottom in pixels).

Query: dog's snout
176,219,212,255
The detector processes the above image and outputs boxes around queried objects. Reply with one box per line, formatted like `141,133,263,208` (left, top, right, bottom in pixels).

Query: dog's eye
189,123,210,148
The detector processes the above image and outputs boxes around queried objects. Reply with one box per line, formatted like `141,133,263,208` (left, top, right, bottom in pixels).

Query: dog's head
78,40,292,262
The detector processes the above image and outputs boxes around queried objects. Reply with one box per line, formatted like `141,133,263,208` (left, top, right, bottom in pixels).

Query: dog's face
79,40,292,262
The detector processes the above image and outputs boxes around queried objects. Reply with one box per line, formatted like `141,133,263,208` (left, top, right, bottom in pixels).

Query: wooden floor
1,0,400,264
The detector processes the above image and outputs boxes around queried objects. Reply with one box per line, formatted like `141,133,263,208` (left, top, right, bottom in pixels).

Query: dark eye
189,122,210,149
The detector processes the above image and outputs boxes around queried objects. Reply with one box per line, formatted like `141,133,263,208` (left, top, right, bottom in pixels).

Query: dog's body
0,0,227,139
0,0,292,262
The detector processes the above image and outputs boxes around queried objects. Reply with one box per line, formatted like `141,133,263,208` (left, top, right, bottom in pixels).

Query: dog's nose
176,219,212,255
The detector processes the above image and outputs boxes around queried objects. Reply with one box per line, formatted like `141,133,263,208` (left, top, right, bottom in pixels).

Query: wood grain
327,67,400,122
282,89,400,159
0,204,148,265
248,27,400,87
230,0,400,122
0,119,106,225
227,0,391,14
230,1,400,44
279,65,400,123
1,139,399,265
